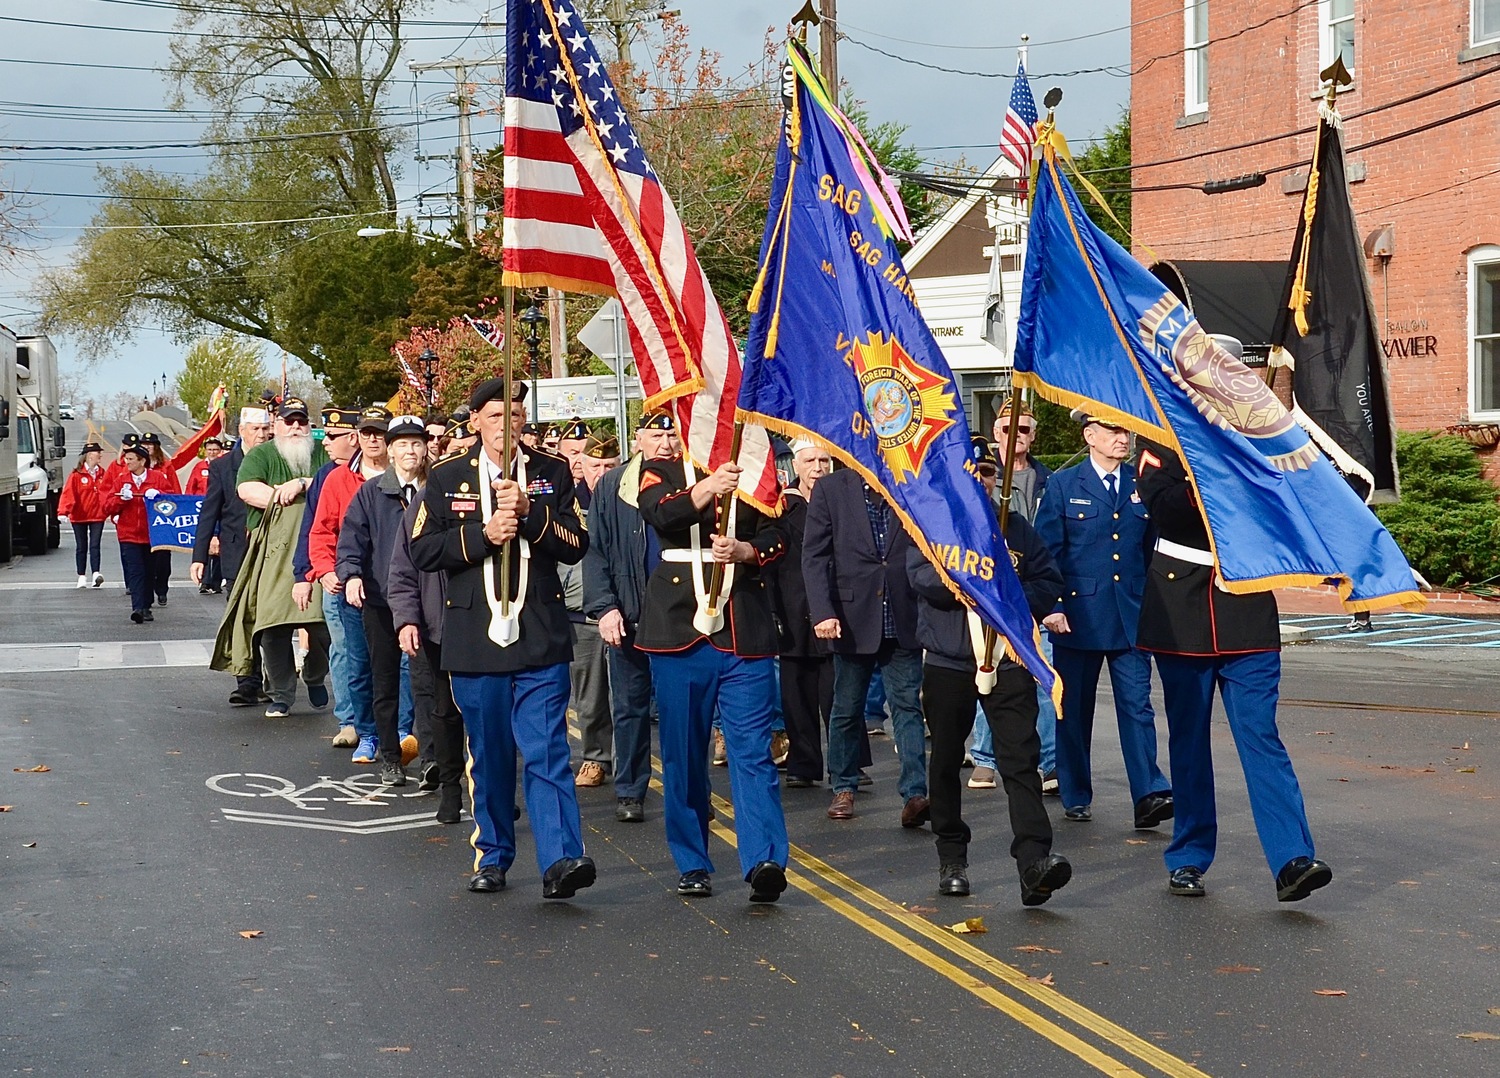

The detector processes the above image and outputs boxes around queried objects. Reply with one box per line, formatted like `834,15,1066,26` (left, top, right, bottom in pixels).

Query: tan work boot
575,760,606,787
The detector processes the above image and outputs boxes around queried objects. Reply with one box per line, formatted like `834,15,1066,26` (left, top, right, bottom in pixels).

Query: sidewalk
1274,585,1500,618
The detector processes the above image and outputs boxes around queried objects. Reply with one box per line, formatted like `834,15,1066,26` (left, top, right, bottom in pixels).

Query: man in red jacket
102,444,172,623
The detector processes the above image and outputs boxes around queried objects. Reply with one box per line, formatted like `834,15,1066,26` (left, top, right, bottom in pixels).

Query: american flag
464,315,506,351
501,0,778,509
395,353,426,395
1000,59,1039,194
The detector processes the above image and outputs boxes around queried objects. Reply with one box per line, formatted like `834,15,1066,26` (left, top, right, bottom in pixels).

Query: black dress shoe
436,784,462,825
130,610,145,624
1133,792,1174,829
141,608,154,622
1063,805,1092,822
1168,866,1206,897
615,798,645,823
677,870,712,897
939,863,970,897
783,775,818,788
542,856,597,900
1276,857,1333,902
1020,853,1072,906
748,861,787,903
468,866,506,893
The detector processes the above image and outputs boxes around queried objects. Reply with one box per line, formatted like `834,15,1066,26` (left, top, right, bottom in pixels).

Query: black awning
1149,260,1287,349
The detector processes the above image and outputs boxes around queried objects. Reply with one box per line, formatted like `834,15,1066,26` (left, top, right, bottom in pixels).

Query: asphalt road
3,529,1498,1077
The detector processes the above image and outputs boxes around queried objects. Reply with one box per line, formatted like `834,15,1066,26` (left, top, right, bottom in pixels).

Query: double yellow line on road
645,762,1206,1078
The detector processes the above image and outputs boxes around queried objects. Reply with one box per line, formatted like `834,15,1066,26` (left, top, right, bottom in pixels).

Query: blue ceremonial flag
736,41,1055,690
1013,130,1422,611
148,494,203,553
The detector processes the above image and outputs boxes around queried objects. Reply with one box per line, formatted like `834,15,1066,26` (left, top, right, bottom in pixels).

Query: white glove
144,489,160,500
119,486,134,500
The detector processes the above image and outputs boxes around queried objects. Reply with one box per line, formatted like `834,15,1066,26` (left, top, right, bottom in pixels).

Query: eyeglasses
281,416,310,427
977,465,998,478
997,424,1034,435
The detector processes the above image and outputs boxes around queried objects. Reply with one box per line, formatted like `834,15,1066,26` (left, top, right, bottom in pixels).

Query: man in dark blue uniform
1134,438,1332,902
409,378,595,900
1035,412,1172,828
634,451,790,902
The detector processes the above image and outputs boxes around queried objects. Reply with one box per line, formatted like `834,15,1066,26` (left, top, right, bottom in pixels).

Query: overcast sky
0,1,1130,404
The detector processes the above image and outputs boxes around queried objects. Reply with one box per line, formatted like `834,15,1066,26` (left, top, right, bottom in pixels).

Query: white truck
0,325,20,562
14,334,65,555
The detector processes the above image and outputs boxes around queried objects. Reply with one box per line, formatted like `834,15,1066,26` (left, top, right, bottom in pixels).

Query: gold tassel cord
1289,119,1327,337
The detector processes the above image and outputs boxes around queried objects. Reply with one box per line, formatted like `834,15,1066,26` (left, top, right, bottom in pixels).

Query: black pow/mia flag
1269,110,1398,504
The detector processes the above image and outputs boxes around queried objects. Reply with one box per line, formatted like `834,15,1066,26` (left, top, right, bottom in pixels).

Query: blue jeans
865,667,888,729
650,643,788,878
399,654,414,740
322,589,375,740
972,636,1057,773
827,643,927,799
73,521,104,576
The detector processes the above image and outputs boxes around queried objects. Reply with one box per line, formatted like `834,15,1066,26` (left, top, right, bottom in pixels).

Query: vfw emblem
848,331,957,483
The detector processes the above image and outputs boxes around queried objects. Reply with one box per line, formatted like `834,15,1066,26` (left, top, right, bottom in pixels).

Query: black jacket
1133,439,1280,656
409,443,587,674
582,455,652,628
802,468,920,655
633,458,785,658
769,487,829,658
193,442,249,583
907,512,1064,674
388,492,446,643
337,467,418,610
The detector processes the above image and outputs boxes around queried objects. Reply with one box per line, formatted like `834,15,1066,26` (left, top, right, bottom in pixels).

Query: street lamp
355,226,465,250
417,348,440,413
519,303,547,423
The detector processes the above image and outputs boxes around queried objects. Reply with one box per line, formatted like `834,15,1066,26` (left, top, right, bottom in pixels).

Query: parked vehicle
0,326,20,563
13,335,65,555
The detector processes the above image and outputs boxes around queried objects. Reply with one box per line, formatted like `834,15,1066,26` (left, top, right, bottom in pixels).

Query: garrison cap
239,407,270,426
468,377,528,411
637,409,675,432
583,431,619,459
555,416,589,442
322,406,358,432
969,434,998,469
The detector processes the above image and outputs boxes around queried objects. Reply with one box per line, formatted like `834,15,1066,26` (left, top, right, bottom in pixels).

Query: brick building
1129,0,1500,446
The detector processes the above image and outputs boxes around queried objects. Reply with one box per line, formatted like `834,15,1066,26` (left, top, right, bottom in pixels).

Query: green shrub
1030,397,1086,459
1373,433,1500,588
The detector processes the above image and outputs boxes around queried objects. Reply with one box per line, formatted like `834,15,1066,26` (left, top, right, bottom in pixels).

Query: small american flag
395,353,426,395
464,315,506,351
501,0,777,509
1000,59,1039,194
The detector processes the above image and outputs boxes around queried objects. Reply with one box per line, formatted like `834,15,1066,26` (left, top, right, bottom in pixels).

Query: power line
0,114,450,153
86,0,494,28
0,12,482,44
0,54,451,84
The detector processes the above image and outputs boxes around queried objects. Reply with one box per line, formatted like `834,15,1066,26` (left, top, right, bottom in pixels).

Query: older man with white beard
212,397,333,719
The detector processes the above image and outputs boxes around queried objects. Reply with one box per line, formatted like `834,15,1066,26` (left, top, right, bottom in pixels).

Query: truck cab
0,326,19,562
15,335,64,556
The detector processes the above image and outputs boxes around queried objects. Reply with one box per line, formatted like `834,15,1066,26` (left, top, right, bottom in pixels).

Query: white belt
1155,537,1213,566
661,548,719,563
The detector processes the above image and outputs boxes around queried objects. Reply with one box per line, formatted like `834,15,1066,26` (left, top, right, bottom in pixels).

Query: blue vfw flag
148,494,203,553
1013,129,1421,611
735,41,1055,691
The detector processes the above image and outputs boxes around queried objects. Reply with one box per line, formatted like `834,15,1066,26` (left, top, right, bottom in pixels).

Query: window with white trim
1184,0,1208,113
1320,0,1356,73
1477,0,1500,46
1470,246,1500,416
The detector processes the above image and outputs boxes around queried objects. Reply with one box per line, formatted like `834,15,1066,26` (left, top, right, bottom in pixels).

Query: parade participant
425,415,450,459
221,397,332,719
101,444,172,624
307,406,396,762
909,435,1071,904
804,466,929,827
772,440,834,787
583,410,677,823
140,432,178,607
337,415,432,787
520,421,542,448
1134,439,1332,902
409,378,596,899
554,416,591,506
188,437,226,592
634,449,790,902
292,406,368,750
565,430,617,789
102,433,140,490
58,443,109,589
389,463,466,823
195,408,270,704
446,408,477,453
542,423,562,452
1035,412,1173,829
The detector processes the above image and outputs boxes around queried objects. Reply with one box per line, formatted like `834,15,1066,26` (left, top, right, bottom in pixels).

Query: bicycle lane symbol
205,772,451,834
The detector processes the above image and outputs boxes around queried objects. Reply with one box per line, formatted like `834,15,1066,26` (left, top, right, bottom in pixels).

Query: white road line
0,638,217,673
219,807,443,835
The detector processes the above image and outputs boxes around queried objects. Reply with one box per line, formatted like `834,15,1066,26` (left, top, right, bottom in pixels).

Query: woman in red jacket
102,444,172,624
58,442,109,589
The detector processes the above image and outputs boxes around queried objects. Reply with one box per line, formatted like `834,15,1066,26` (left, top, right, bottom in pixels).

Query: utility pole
819,0,838,92
607,0,633,70
409,57,502,244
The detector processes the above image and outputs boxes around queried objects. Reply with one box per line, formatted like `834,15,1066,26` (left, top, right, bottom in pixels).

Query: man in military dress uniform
409,378,596,900
1134,438,1332,902
634,452,790,902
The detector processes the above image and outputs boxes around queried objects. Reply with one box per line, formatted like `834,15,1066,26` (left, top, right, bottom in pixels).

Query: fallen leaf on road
237,930,264,939
949,917,987,935
1399,880,1420,886
1488,1007,1500,1016
1457,767,1477,774
77,802,88,806
1015,945,1062,954
1027,972,1056,986
1457,1032,1500,1041
907,904,939,914
1336,777,1350,782
1315,731,1334,736
166,750,181,756
1313,989,1347,997
1091,961,1110,966
13,765,50,773
1125,838,1148,845
377,1046,412,1053
22,841,37,848
0,805,13,812
1215,964,1261,974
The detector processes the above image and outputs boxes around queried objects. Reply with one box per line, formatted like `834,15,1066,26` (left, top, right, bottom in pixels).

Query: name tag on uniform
527,479,555,496
449,498,477,512
1069,497,1092,505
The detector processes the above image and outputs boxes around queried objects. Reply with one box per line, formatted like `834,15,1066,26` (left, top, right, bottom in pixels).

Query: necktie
402,484,415,508
1104,472,1118,507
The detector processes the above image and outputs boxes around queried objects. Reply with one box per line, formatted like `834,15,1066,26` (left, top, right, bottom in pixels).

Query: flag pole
499,284,515,618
